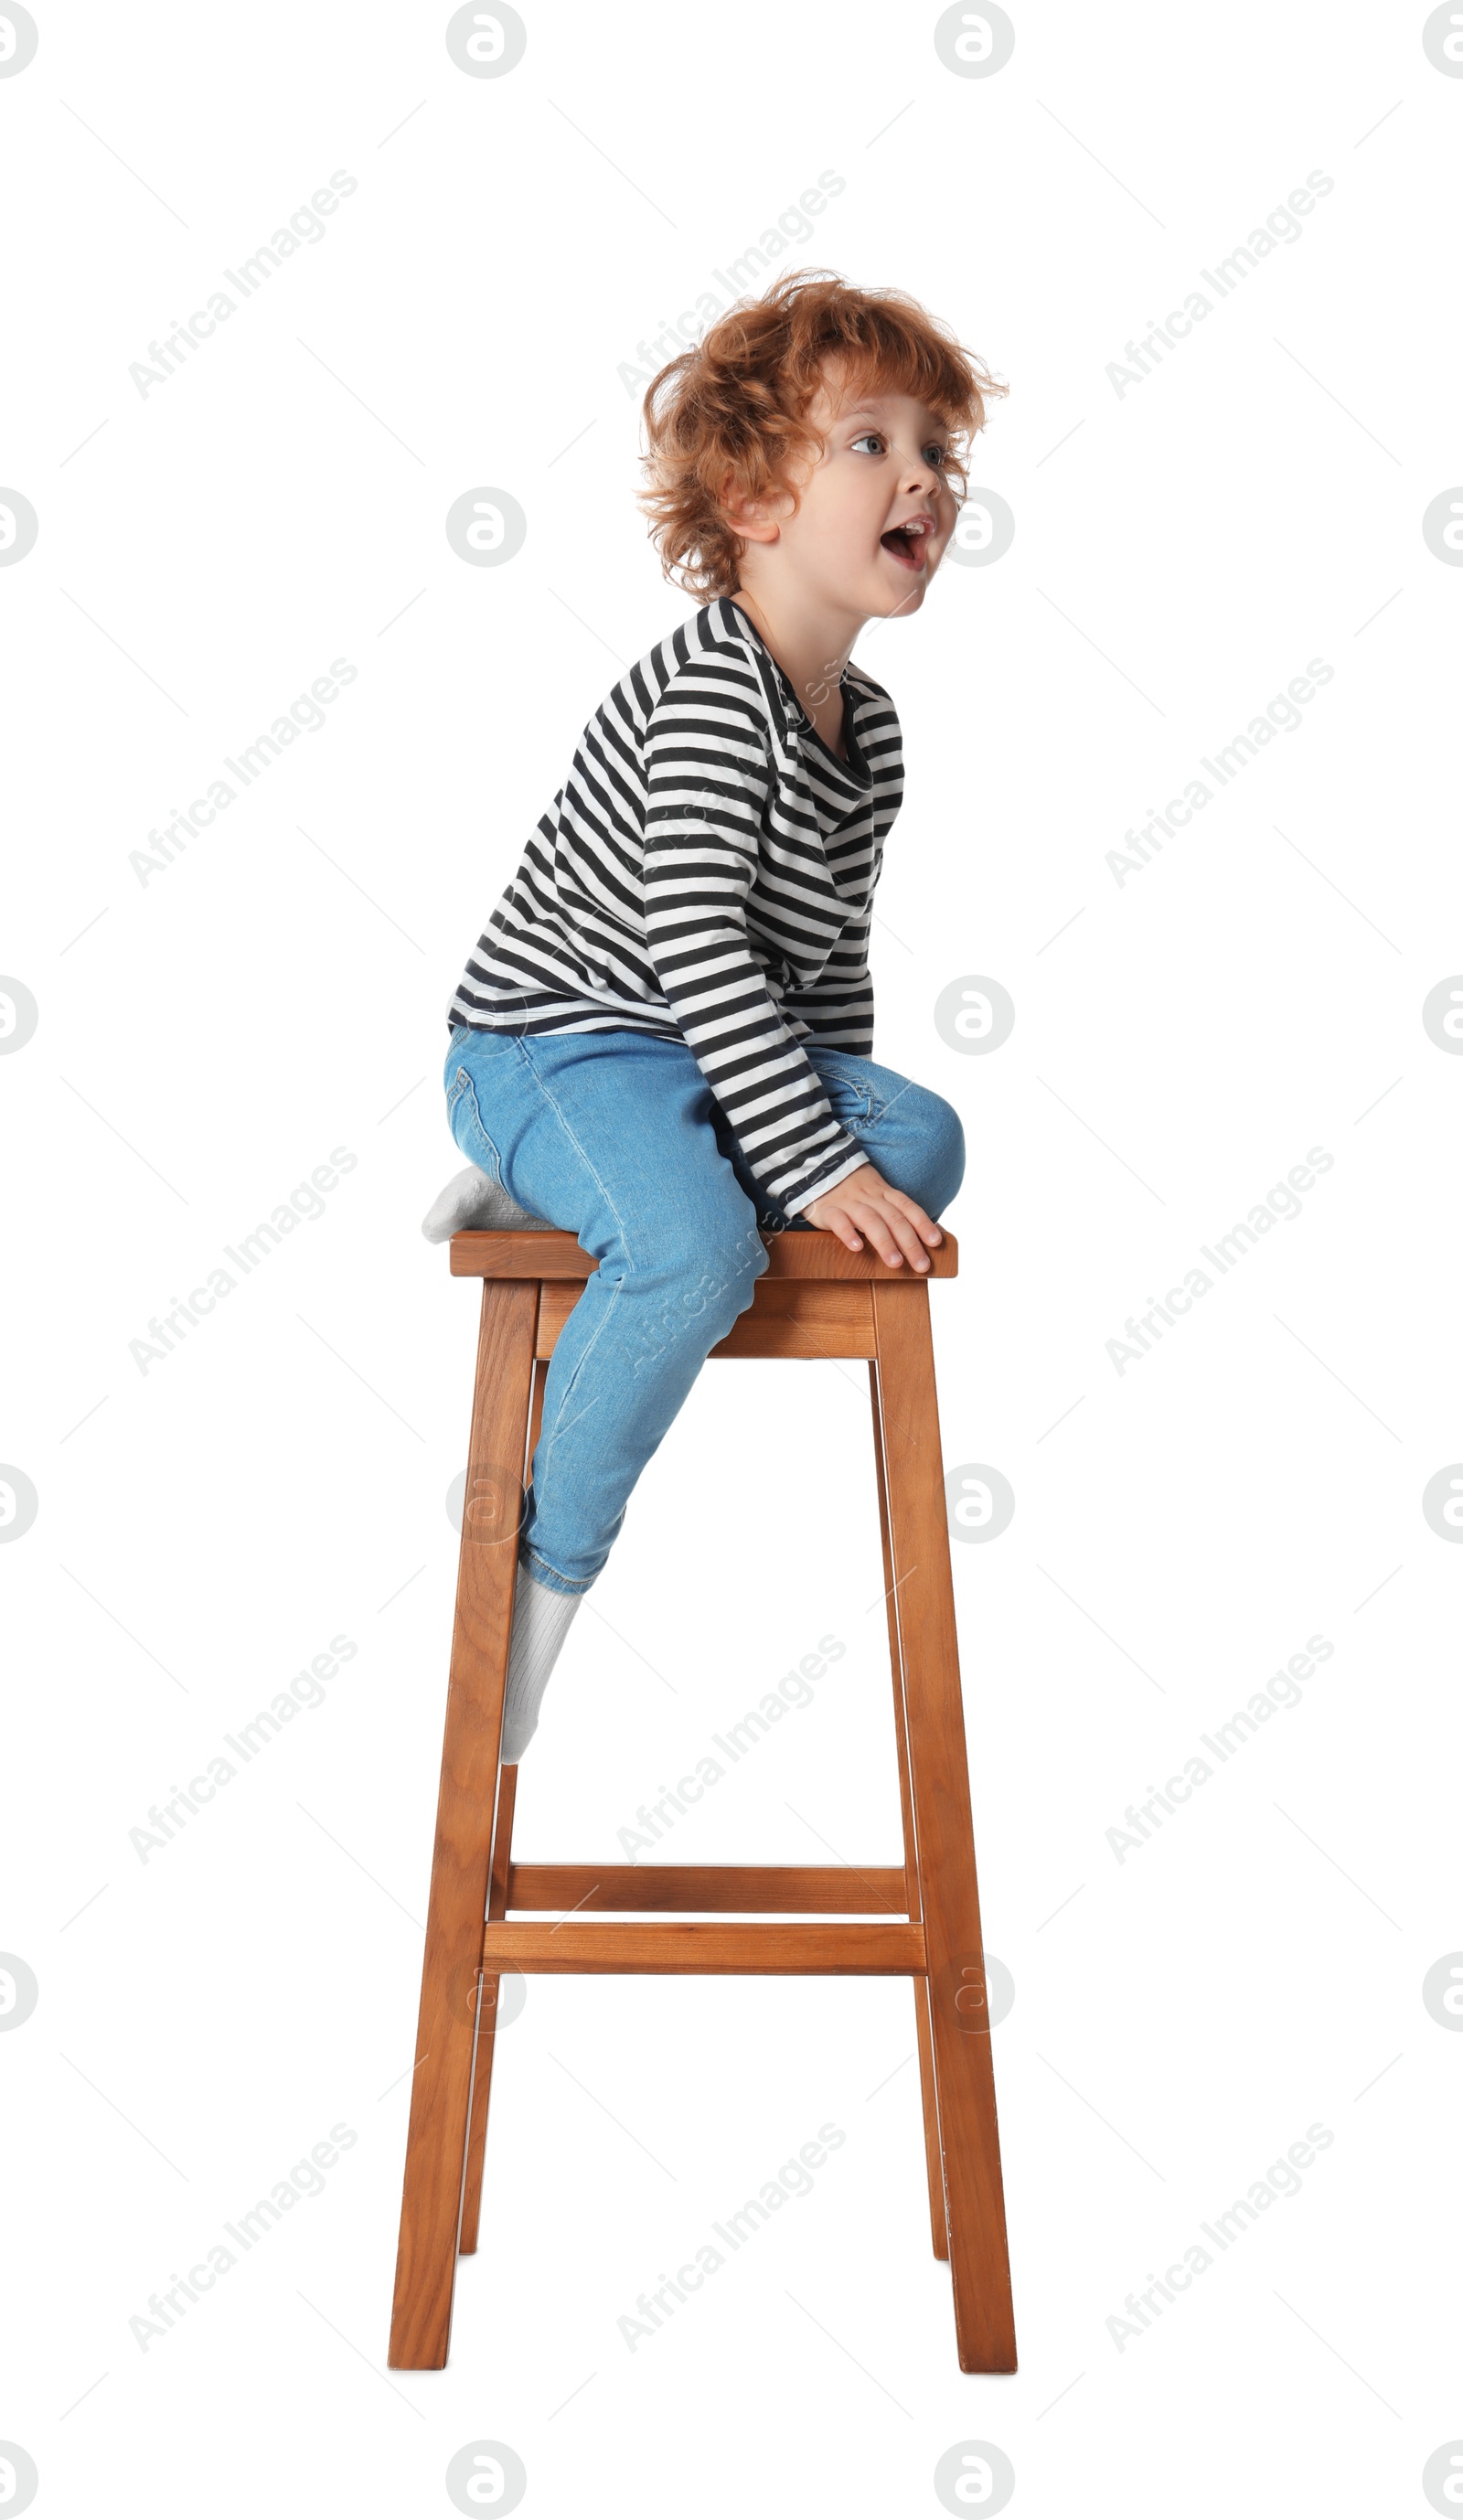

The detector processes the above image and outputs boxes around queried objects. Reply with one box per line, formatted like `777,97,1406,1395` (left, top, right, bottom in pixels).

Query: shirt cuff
779,1147,871,1220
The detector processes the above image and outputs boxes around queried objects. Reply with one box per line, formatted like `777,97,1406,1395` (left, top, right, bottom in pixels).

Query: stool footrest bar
481,1921,926,1975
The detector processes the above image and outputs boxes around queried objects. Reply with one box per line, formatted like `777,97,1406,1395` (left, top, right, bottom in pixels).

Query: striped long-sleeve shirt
447,593,903,1215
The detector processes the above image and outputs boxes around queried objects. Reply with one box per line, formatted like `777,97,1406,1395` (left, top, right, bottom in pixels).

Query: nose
902,448,944,496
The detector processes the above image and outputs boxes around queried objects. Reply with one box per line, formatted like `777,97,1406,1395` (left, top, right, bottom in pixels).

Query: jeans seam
812,1060,875,1123
518,1041,634,1257
541,1273,625,1465
520,1541,593,1596
454,1073,504,1183
516,1045,637,1456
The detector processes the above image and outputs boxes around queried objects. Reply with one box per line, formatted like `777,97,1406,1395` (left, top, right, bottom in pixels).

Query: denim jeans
443,1024,965,1594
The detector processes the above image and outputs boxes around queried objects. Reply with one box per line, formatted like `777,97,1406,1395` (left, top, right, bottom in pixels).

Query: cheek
816,478,881,542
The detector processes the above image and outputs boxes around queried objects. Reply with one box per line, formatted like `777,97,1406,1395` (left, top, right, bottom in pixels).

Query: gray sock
421,1164,546,1243
500,1571,584,1763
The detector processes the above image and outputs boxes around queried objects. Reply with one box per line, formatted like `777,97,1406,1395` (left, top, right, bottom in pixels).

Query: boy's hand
801,1162,944,1271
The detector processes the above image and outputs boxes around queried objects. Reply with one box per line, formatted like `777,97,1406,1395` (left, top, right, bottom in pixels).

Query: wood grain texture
534,1276,877,1361
504,1863,907,1914
480,1921,925,1974
871,1279,1017,2373
761,1228,956,1281
459,1355,544,2257
452,1229,595,1280
452,1226,958,1281
388,1278,536,2370
870,1361,949,2263
457,1761,517,2256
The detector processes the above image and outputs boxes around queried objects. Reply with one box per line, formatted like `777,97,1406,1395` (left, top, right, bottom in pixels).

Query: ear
720,467,787,547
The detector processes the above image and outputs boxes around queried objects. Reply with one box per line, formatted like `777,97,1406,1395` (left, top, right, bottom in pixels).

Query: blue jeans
443,1025,965,1594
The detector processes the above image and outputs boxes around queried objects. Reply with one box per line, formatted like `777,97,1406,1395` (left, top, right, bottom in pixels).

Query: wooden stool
389,1227,1016,2375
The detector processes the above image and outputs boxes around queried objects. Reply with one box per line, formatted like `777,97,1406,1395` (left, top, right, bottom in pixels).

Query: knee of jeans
907,1087,966,1214
652,1217,767,1330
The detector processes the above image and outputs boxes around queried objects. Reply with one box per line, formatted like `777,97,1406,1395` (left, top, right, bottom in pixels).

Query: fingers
885,1208,933,1272
805,1170,944,1269
885,1186,943,1246
846,1190,930,1272
804,1191,863,1251
844,1171,938,1271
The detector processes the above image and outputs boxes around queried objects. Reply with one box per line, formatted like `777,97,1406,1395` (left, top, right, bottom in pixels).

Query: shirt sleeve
641,672,870,1217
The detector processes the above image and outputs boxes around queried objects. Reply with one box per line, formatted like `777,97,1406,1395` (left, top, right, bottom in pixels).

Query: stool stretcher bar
481,1920,927,1975
505,1862,909,1913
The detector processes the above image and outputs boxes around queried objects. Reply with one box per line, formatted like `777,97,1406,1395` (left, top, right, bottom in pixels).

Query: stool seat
389,1214,1015,2376
447,1224,959,1278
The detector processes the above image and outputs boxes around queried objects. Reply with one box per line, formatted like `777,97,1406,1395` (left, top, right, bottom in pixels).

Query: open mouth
880,521,930,571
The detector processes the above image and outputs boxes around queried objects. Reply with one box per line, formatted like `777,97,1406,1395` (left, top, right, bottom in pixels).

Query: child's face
748,365,960,620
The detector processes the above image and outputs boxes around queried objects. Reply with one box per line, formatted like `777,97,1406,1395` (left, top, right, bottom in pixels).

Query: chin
873,568,929,614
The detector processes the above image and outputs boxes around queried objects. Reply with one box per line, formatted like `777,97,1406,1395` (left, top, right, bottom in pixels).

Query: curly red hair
636,266,1006,600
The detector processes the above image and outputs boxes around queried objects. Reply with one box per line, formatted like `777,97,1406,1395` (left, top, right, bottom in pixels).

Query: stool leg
389,1277,537,2369
869,1365,948,2261
459,1361,547,2253
458,1763,517,2253
870,1281,1017,2376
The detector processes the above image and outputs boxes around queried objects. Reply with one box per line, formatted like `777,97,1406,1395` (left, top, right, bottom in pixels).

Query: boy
426,269,1004,1760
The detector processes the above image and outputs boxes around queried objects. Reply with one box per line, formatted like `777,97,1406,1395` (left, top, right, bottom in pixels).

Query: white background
3,3,1460,2514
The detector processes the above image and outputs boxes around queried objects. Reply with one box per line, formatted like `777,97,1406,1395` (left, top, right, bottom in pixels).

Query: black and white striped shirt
447,595,903,1215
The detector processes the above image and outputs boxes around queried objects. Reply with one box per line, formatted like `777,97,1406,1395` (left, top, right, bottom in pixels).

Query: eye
925,443,952,469
849,432,885,455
